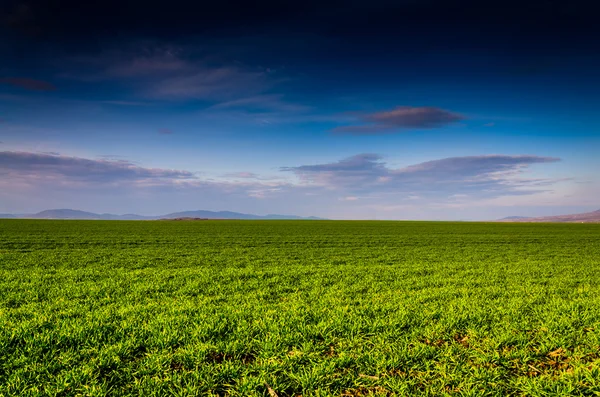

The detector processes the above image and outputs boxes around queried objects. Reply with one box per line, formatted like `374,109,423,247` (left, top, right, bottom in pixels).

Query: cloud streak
333,106,465,134
0,151,195,186
209,94,311,113
0,151,570,216
282,153,562,199
145,66,267,100
67,45,275,102
0,151,292,205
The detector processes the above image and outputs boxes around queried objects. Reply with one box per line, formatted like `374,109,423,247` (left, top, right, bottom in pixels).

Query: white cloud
0,150,586,220
282,153,564,200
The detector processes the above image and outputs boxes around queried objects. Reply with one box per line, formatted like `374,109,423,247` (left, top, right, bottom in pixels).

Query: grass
0,219,599,396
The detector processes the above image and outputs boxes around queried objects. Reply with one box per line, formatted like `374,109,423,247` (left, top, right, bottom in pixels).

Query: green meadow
1,219,599,396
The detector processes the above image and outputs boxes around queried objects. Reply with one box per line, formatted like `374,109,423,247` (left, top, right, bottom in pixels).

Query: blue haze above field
1,0,599,220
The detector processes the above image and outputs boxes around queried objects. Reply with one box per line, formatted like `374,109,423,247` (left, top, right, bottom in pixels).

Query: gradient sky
1,0,599,219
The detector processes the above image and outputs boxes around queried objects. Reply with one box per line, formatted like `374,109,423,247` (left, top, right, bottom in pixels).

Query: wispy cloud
66,45,278,103
0,151,292,204
0,77,57,91
282,153,563,199
100,100,153,106
145,66,268,100
158,128,174,135
333,106,465,134
209,94,311,112
0,151,581,218
221,171,285,181
0,151,196,186
222,172,261,179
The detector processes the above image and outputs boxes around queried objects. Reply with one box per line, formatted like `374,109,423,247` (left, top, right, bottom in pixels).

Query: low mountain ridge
33,209,115,219
498,209,600,223
163,210,322,220
1,209,323,220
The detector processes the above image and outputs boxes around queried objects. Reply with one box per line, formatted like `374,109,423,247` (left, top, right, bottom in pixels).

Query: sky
1,0,599,220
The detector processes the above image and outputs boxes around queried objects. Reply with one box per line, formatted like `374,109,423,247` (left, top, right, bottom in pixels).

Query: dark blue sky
1,0,598,219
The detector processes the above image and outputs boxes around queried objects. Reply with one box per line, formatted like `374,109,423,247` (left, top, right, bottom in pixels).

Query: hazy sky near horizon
1,0,599,219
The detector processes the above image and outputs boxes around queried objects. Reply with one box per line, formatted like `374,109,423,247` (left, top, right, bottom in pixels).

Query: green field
1,220,599,396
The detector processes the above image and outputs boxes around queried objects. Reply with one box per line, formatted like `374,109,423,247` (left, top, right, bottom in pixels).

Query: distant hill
498,209,600,223
32,209,122,220
162,210,263,220
162,210,322,220
0,209,323,220
499,216,529,220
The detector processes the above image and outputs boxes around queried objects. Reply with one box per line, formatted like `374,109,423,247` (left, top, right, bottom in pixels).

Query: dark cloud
0,77,56,91
282,153,562,199
158,128,173,135
0,151,195,184
333,107,465,134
